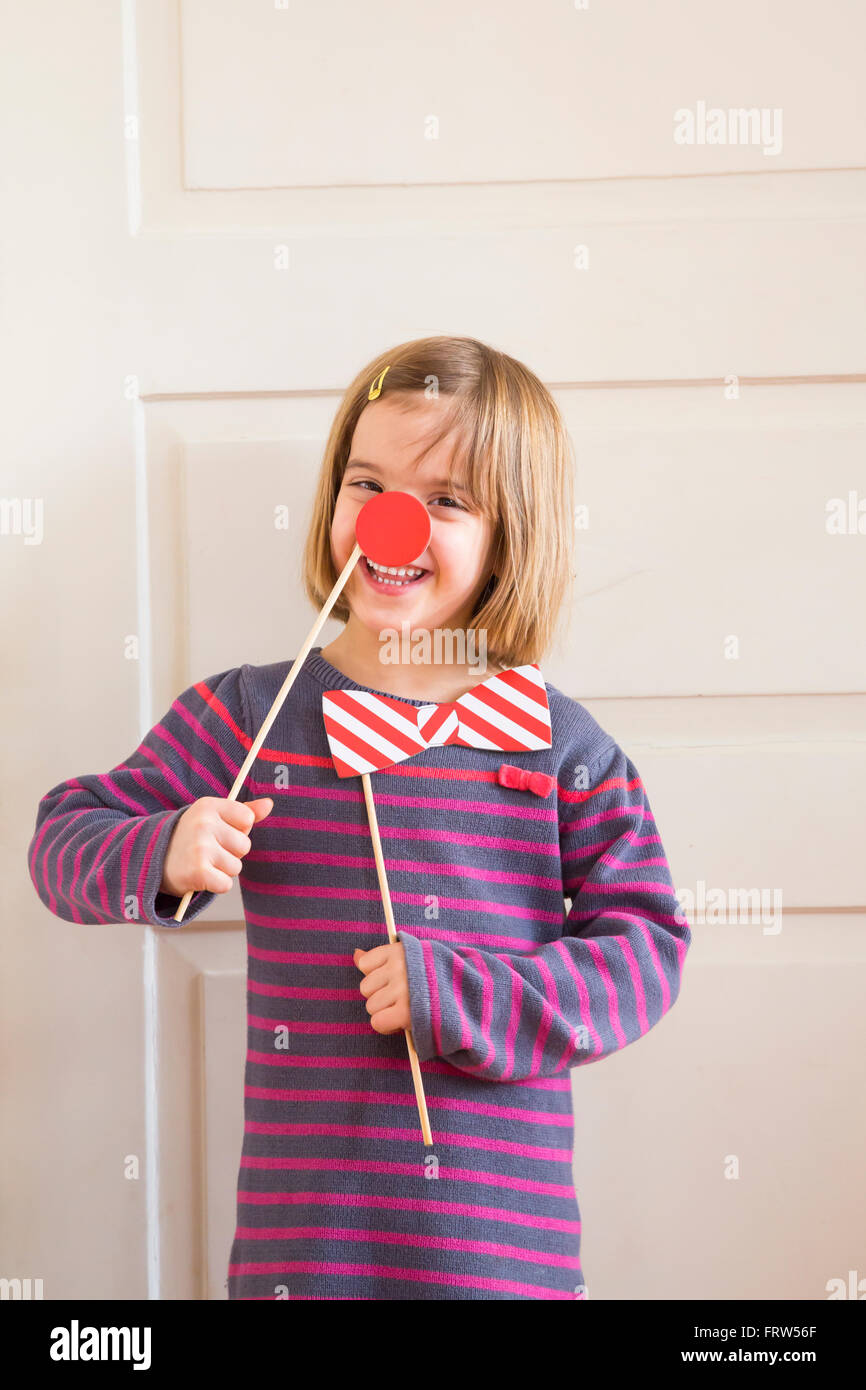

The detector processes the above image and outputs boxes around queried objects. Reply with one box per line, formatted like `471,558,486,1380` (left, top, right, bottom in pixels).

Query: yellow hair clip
368,366,390,400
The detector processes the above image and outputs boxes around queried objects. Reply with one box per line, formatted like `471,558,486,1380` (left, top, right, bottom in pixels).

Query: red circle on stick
355,490,432,567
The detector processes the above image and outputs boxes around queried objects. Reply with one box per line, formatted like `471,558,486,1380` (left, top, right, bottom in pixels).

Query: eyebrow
345,458,469,493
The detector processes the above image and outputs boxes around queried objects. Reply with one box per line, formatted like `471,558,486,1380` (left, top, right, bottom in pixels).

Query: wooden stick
172,542,363,923
361,772,434,1148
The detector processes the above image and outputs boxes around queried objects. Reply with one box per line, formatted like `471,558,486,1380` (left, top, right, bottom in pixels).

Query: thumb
247,797,274,822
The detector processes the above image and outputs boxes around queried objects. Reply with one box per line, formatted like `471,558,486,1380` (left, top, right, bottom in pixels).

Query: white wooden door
7,0,865,1300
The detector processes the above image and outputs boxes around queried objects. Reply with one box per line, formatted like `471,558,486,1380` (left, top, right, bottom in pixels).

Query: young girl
28,335,691,1301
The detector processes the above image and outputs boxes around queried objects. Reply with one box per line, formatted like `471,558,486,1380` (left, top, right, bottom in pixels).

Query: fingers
217,797,273,834
212,817,253,860
187,832,239,893
368,1003,405,1035
364,986,400,1016
210,844,245,881
354,944,409,1034
208,796,274,868
357,963,392,998
195,860,235,895
354,944,394,975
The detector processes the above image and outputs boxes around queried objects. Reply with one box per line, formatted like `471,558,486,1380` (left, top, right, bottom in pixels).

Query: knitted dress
27,646,691,1300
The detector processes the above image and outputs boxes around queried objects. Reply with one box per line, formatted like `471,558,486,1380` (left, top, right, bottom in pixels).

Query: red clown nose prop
355,489,431,567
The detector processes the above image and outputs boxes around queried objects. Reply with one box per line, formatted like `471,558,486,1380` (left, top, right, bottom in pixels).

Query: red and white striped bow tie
322,663,552,777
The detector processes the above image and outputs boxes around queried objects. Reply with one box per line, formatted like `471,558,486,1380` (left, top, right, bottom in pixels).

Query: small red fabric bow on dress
496,763,556,798
322,662,553,778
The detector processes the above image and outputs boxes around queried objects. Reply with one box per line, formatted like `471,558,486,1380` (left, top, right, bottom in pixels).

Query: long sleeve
27,666,251,928
399,738,691,1081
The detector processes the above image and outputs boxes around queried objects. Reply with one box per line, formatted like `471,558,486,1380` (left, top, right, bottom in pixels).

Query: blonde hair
302,335,575,668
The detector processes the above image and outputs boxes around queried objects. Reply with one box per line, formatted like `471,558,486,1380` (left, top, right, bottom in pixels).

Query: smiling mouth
362,555,430,590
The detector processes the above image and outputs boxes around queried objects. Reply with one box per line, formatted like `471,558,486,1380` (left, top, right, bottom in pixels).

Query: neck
320,617,500,701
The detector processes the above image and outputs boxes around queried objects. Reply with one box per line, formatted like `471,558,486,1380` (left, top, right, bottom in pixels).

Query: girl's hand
354,943,411,1034
160,795,274,897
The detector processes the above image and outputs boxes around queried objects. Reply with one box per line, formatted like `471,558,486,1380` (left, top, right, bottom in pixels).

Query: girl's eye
350,481,466,511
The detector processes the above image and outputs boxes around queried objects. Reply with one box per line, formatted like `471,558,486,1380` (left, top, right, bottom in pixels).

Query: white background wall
3,0,865,1300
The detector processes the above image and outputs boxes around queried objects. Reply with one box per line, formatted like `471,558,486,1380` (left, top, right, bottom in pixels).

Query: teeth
369,560,423,575
367,558,424,584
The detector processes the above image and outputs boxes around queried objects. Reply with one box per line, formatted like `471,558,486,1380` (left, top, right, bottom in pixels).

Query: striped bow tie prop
321,663,552,777
321,663,552,1152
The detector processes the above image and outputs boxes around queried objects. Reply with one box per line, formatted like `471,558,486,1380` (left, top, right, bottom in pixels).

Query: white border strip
123,0,159,1301
133,393,160,1301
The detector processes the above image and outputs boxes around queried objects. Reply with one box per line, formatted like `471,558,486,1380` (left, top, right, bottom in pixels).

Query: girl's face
330,396,496,637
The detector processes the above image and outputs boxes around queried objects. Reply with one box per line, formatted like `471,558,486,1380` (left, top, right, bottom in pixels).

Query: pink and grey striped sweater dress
27,646,691,1300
